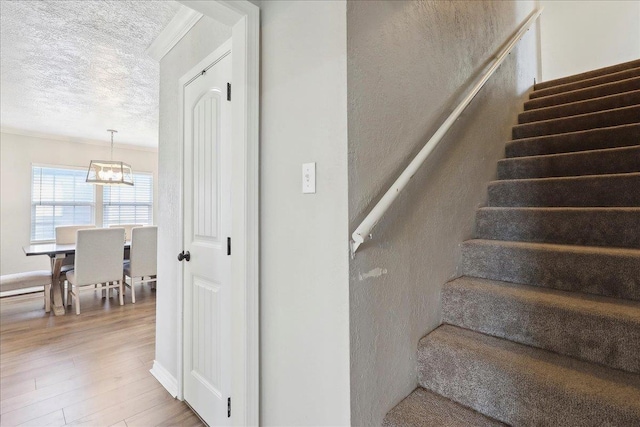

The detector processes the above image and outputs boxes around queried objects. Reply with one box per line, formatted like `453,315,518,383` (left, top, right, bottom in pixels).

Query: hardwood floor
0,285,203,427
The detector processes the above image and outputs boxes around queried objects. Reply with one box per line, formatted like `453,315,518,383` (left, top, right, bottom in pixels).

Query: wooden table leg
50,256,66,316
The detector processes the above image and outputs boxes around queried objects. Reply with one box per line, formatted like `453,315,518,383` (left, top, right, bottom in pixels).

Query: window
103,173,153,227
30,167,154,242
31,166,95,241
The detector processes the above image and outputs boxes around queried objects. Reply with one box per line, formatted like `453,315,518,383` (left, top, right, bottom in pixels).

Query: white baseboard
150,360,178,398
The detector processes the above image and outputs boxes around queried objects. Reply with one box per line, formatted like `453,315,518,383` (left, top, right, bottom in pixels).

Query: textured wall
540,0,640,81
156,16,231,379
0,0,179,148
0,132,158,275
347,1,539,425
258,1,351,425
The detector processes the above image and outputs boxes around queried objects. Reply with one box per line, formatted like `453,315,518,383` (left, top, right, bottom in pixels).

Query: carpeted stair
383,59,640,426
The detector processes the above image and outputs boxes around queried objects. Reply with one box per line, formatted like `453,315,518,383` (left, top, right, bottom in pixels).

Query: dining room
0,1,204,425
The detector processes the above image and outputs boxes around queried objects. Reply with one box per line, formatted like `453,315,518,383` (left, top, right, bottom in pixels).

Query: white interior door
182,44,232,426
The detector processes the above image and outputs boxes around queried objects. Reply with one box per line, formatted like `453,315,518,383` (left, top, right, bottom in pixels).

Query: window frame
30,164,154,243
30,164,97,243
102,171,154,227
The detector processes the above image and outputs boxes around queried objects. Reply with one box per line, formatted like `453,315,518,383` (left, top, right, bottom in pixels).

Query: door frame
176,2,259,426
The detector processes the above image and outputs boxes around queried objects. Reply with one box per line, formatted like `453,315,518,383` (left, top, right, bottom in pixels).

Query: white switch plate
302,162,316,194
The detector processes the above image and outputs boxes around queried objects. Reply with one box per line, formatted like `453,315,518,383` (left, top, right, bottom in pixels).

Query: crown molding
0,127,158,153
146,5,203,61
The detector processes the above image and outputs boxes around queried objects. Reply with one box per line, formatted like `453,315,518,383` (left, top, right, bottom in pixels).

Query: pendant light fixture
86,129,134,186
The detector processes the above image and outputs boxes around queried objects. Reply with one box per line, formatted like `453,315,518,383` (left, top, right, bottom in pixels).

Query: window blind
103,173,153,226
31,166,95,241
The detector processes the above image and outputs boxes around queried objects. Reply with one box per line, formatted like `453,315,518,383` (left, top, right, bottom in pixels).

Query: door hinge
227,237,231,256
227,82,231,101
227,397,231,417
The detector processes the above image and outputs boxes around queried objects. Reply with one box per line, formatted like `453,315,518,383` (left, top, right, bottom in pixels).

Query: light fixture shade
86,160,134,186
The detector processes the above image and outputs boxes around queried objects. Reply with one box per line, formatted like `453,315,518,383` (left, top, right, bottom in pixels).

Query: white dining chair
66,228,125,314
109,224,143,241
123,226,157,303
55,225,96,301
55,224,96,271
55,225,97,245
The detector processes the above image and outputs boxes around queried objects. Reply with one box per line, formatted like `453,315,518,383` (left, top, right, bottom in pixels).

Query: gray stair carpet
418,325,640,426
505,123,640,157
533,58,640,90
497,145,640,179
529,67,640,99
524,76,640,110
384,59,640,426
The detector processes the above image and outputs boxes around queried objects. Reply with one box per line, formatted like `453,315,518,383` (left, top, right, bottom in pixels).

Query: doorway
175,1,259,425
181,41,232,425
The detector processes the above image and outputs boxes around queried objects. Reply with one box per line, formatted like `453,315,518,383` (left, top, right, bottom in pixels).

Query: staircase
383,59,640,426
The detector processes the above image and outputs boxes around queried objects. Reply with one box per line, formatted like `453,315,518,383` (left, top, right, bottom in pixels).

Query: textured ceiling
0,0,181,147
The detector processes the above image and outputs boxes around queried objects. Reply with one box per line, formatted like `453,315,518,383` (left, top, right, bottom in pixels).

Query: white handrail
350,8,543,256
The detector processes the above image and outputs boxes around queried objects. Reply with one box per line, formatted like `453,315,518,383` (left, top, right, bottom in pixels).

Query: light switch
302,162,316,194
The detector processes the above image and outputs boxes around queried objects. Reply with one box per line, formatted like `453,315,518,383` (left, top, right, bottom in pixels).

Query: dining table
23,241,131,316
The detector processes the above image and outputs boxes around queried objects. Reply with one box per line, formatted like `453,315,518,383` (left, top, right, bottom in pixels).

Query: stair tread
461,239,640,300
524,76,640,110
507,122,640,144
478,206,640,212
419,325,640,425
499,144,640,163
490,171,640,184
446,276,640,324
534,58,640,90
465,238,640,256
497,145,640,179
382,388,505,427
515,104,640,128
505,123,640,157
475,206,640,249
444,277,640,373
519,89,640,123
512,104,640,139
530,67,640,99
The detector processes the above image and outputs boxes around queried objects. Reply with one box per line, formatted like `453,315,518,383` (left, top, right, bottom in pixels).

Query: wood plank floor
0,286,203,427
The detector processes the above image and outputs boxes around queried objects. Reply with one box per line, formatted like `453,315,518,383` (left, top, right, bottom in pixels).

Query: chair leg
118,280,124,306
131,278,136,304
74,286,80,315
63,281,68,307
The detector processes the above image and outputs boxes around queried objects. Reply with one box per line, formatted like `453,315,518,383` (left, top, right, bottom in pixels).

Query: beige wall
540,0,640,81
258,1,350,425
0,132,158,276
346,1,540,425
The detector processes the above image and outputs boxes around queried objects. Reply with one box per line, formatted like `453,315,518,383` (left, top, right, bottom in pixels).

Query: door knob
177,251,191,262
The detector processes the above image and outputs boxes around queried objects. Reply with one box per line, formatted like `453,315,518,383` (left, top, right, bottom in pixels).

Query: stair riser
534,59,640,90
382,388,506,427
497,146,640,179
460,242,640,300
418,329,640,426
442,281,640,373
505,124,640,157
488,175,640,207
519,90,640,124
530,67,640,99
475,209,640,248
512,106,640,139
524,77,640,110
